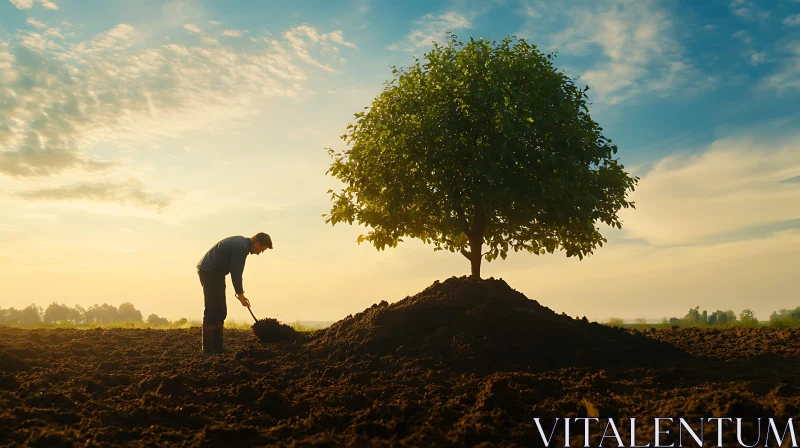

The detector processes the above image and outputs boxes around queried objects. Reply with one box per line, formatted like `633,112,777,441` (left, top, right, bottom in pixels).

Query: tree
605,317,624,327
739,309,758,326
1,307,21,325
684,306,703,325
85,303,119,325
43,302,71,324
68,305,86,324
19,304,42,325
146,314,169,326
118,302,143,323
709,309,737,326
324,34,639,277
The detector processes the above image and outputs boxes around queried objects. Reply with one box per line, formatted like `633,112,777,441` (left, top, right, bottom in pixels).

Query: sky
0,0,799,324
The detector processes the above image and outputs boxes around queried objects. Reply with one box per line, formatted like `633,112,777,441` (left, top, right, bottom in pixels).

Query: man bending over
196,232,272,354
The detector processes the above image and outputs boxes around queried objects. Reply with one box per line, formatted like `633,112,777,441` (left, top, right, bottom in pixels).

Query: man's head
250,232,273,255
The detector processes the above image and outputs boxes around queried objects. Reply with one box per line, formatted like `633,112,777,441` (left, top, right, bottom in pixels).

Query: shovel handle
247,306,258,323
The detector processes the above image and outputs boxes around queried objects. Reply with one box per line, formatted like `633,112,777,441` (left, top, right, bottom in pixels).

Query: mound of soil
311,276,687,371
252,318,298,343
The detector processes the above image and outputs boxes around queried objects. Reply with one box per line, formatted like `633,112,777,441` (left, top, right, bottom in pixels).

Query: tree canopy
324,34,639,277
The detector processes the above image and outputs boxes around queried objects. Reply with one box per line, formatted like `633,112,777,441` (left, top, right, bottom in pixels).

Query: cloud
45,28,63,39
618,133,800,246
732,29,753,44
26,18,47,29
183,23,201,34
282,26,357,72
780,175,800,184
761,41,800,91
0,132,116,177
20,32,64,50
16,178,171,211
0,21,345,182
729,0,770,20
221,29,244,37
9,0,32,9
322,30,356,49
750,51,766,64
208,21,220,25
732,30,766,65
82,23,137,52
40,0,57,9
785,14,800,26
519,0,711,105
388,11,472,52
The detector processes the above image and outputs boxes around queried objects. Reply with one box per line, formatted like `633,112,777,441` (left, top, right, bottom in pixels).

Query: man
196,232,272,354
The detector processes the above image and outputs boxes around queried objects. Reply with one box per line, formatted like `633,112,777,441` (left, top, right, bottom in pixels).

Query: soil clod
252,318,298,343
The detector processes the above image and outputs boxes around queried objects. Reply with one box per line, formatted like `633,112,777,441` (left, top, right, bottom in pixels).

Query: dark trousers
198,270,226,324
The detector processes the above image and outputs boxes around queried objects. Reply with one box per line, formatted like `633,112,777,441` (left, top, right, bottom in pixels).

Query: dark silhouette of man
196,232,272,354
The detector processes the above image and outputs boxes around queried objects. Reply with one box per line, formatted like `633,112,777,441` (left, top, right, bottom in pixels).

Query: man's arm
230,250,247,298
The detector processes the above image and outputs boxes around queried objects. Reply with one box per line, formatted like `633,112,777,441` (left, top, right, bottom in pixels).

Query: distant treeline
0,302,178,326
664,306,756,327
610,306,800,328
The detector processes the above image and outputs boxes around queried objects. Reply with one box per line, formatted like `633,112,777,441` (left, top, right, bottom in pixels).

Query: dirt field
2,277,799,447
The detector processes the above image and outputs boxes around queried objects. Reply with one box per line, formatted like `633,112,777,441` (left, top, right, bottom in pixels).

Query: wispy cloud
761,41,800,91
8,0,56,9
26,18,47,29
9,0,33,9
729,0,770,20
81,23,137,52
221,29,244,37
388,11,473,52
517,0,712,105
732,29,753,44
282,26,357,72
785,14,800,26
732,29,766,65
183,23,201,34
17,179,171,212
619,133,800,246
0,134,115,177
0,20,353,183
750,51,766,65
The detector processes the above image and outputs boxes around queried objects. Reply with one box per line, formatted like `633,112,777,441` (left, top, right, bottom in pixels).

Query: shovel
247,305,258,323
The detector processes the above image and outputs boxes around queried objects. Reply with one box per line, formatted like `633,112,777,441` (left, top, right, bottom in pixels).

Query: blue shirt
197,236,251,294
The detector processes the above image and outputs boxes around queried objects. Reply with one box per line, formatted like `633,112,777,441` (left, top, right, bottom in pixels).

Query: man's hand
236,293,250,307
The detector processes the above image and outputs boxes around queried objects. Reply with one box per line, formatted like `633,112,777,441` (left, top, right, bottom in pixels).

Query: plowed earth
1,277,799,447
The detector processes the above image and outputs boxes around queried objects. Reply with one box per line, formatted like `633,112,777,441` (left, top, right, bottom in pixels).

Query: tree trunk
469,236,482,278
460,203,485,278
